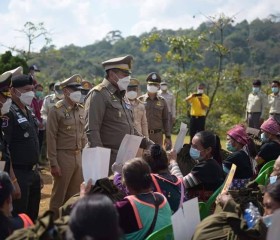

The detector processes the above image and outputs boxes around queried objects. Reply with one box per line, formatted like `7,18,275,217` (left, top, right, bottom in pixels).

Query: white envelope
82,147,111,184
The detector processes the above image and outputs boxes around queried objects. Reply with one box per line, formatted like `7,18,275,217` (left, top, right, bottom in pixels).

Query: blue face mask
272,87,279,94
226,142,237,152
252,87,260,94
189,146,202,161
260,132,268,142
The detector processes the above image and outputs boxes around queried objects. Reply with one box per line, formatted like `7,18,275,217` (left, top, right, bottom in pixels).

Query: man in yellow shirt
185,83,210,142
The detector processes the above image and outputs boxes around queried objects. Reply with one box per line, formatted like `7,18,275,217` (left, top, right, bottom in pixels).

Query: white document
182,197,200,240
0,161,5,171
174,123,188,153
115,134,143,164
171,207,187,240
82,147,111,184
172,197,200,240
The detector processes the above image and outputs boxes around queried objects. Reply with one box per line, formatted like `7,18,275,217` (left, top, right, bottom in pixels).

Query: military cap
128,78,139,87
0,66,23,81
0,72,12,96
102,55,133,74
29,64,40,72
11,74,33,88
81,80,93,90
60,74,83,90
146,72,161,84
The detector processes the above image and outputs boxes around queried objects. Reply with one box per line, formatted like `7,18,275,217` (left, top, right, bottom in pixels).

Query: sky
0,0,279,54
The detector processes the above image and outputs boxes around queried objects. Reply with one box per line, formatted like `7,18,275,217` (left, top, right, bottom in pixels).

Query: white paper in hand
172,197,200,240
82,147,111,184
182,197,200,240
115,134,143,164
174,122,188,153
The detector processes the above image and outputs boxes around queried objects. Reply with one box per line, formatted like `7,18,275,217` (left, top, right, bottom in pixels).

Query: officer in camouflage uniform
138,72,171,148
47,74,86,219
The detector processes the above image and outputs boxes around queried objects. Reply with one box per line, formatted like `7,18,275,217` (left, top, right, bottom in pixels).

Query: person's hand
185,93,195,101
80,179,93,198
164,138,172,151
216,193,232,208
12,180,21,199
51,165,62,177
111,162,123,174
168,148,177,163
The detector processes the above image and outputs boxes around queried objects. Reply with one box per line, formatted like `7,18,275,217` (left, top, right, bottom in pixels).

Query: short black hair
69,194,120,240
122,158,152,192
272,80,280,86
0,171,14,207
143,144,168,173
253,79,261,86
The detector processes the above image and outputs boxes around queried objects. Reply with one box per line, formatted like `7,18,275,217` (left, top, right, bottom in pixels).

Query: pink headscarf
227,124,248,145
261,118,280,135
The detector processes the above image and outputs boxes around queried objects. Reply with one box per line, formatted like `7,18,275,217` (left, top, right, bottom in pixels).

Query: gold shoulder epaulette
77,103,84,108
93,83,105,92
55,100,64,108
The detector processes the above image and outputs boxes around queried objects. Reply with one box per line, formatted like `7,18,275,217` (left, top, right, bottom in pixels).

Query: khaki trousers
149,132,163,146
49,149,83,219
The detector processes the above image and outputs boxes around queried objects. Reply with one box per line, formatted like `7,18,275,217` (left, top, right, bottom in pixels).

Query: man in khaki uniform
126,78,149,137
159,81,176,129
84,55,151,170
138,72,171,148
47,74,86,219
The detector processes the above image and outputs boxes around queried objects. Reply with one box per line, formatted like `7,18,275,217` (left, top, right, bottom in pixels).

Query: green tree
0,51,28,74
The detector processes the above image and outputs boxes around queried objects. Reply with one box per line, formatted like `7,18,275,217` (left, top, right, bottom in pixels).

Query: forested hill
31,16,279,84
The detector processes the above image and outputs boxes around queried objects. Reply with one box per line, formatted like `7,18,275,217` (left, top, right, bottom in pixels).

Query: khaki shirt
46,99,86,166
158,90,176,118
41,94,60,121
246,92,267,118
130,99,149,138
268,93,280,114
84,78,135,150
138,93,171,136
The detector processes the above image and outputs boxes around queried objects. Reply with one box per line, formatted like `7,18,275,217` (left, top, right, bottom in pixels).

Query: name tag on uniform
18,117,28,123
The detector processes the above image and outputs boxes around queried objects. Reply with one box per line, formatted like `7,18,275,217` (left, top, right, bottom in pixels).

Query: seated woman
223,124,257,189
169,131,225,201
67,194,121,240
0,171,33,239
143,144,185,213
256,117,280,170
193,180,280,240
115,158,172,240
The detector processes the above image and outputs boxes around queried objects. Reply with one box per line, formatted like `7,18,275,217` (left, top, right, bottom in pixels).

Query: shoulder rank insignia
93,84,105,92
55,100,64,108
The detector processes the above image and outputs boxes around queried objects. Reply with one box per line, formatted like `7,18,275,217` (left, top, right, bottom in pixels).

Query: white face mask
17,90,35,106
117,76,131,91
147,85,158,93
1,98,12,115
197,89,204,94
160,85,168,91
69,91,82,103
126,91,138,100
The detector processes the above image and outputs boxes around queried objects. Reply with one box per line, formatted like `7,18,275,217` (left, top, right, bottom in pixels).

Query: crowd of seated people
4,115,280,240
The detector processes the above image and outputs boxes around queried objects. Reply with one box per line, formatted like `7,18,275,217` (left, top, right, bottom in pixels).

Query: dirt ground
39,167,53,215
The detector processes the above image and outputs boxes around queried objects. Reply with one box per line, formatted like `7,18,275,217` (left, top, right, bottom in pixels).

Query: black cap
11,74,33,88
253,79,261,86
146,72,161,84
29,65,40,72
